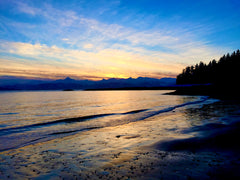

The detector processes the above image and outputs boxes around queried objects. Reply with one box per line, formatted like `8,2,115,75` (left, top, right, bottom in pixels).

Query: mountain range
0,76,176,90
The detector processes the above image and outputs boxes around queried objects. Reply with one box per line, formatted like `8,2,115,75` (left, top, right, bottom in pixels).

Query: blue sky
0,0,240,80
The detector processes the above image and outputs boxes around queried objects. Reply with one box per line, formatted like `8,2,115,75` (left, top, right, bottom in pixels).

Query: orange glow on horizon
0,41,182,81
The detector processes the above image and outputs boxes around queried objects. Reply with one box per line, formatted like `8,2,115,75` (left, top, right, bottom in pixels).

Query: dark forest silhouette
177,50,240,85
174,50,240,98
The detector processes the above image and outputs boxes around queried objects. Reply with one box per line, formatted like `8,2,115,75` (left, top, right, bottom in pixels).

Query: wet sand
1,100,240,179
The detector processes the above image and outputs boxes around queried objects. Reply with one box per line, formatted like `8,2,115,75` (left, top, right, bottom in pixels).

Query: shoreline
1,99,240,179
166,84,240,100
0,93,202,153
1,94,240,179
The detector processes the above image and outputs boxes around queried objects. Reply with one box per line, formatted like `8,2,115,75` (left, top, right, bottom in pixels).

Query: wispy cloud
7,1,214,52
0,41,185,79
16,1,40,16
0,0,230,79
83,43,94,49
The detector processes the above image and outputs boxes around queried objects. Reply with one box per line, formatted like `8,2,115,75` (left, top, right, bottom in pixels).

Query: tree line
176,49,240,85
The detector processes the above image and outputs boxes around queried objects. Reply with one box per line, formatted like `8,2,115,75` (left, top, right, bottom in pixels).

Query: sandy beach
1,99,240,180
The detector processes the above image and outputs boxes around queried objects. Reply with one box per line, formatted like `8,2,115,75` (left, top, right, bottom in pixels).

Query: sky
0,0,240,80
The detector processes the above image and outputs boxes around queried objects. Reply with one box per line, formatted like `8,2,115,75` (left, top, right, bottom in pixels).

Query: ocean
0,90,217,152
1,90,240,179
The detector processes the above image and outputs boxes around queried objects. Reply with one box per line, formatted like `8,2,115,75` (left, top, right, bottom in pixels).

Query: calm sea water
0,90,209,151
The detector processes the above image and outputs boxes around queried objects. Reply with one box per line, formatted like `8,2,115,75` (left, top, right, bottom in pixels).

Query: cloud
0,1,230,80
62,38,70,41
3,2,211,52
83,43,94,49
16,1,40,16
0,41,186,79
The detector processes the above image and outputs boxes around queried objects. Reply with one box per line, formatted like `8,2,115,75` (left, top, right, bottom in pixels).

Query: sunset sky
0,0,240,80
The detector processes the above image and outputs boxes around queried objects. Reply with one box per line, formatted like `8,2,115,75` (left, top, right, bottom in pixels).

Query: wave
0,126,103,152
0,109,149,135
135,96,209,121
0,97,210,152
0,97,208,137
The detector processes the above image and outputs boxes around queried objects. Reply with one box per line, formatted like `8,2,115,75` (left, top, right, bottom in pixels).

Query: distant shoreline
84,87,177,91
85,84,240,100
2,84,239,101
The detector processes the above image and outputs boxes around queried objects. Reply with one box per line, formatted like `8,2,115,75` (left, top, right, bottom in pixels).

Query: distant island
172,49,240,99
0,76,176,91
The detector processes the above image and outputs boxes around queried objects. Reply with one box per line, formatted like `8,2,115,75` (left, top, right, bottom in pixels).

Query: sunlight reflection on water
0,90,203,151
0,90,191,127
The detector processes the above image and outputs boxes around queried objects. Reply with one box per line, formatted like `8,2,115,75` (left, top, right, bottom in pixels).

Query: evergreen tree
176,50,240,86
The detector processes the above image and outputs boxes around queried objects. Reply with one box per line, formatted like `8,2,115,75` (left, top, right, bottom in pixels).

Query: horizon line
0,75,176,81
